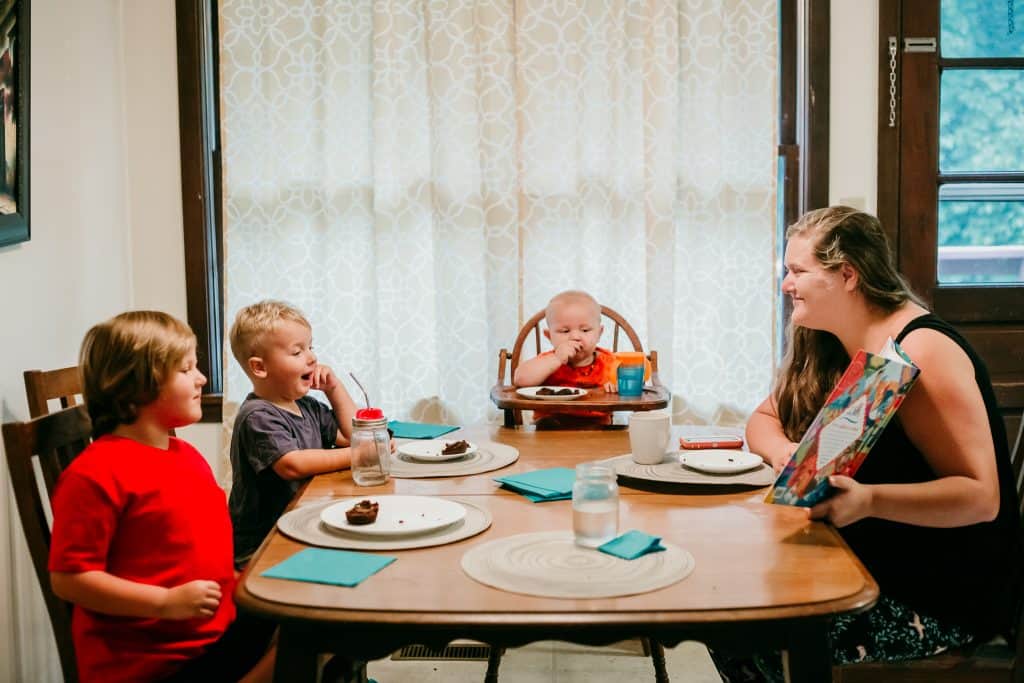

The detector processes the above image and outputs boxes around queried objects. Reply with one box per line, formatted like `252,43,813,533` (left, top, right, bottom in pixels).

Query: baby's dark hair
79,311,196,437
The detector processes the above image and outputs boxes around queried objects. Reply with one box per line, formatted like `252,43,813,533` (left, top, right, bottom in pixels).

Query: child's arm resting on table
51,571,221,620
513,341,581,386
272,447,353,480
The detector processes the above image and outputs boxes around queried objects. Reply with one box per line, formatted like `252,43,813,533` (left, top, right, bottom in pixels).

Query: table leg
484,646,504,683
274,626,320,682
783,621,833,683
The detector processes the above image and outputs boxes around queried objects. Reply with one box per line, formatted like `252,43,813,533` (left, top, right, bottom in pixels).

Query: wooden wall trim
176,0,223,423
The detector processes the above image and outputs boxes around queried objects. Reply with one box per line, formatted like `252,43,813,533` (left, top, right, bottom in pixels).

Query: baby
513,290,618,427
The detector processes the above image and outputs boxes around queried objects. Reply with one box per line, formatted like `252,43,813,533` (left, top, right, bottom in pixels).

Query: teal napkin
494,467,576,502
261,548,395,587
387,420,459,439
598,530,666,560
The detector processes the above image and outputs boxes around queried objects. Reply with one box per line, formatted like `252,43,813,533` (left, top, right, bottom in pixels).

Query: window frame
176,0,223,422
878,0,1024,420
878,0,1024,323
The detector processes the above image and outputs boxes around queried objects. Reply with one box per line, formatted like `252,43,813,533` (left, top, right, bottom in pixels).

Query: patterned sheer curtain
219,0,778,454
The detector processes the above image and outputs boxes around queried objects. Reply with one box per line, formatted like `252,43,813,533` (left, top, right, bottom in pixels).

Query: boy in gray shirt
227,301,357,566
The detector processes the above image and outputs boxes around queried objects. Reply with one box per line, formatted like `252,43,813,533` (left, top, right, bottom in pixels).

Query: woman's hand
158,579,222,620
809,475,873,527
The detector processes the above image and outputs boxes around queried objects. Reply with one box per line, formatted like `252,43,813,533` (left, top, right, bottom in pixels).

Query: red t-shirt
531,348,619,424
48,435,236,683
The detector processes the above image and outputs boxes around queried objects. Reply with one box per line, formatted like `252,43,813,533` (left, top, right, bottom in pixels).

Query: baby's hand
553,341,583,365
604,381,617,393
159,579,221,620
311,364,339,392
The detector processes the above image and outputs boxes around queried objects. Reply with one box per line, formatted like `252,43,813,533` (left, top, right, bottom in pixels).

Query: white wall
0,3,132,680
0,2,218,680
830,0,879,213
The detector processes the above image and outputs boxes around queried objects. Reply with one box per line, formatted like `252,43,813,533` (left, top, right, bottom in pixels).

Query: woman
716,207,1022,681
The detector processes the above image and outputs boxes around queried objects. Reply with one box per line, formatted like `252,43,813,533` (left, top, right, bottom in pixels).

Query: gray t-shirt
228,393,339,564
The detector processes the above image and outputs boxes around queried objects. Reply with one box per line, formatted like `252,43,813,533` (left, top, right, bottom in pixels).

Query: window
178,0,823,416
879,0,1024,428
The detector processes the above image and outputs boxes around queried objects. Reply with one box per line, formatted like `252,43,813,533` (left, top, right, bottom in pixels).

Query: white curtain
219,0,778,459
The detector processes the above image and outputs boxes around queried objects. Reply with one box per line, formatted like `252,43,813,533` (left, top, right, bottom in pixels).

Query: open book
764,338,921,507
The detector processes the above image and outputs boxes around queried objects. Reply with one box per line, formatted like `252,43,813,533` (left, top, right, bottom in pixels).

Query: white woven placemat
277,497,492,550
389,441,519,478
607,453,775,487
461,531,694,599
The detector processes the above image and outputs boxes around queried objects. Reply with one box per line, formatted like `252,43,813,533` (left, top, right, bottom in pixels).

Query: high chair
3,405,93,683
491,305,667,427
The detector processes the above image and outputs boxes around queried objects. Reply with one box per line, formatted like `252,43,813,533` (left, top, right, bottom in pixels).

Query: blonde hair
545,290,601,327
229,300,311,372
79,311,196,438
774,207,924,440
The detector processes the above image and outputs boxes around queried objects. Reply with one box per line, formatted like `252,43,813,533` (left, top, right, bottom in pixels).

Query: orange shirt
531,348,618,425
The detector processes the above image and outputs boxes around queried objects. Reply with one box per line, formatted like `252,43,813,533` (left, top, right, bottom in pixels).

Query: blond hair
545,290,601,327
774,207,923,440
79,311,196,437
229,300,311,372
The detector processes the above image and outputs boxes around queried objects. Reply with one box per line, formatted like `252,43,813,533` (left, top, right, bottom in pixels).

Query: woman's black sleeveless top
838,314,1022,638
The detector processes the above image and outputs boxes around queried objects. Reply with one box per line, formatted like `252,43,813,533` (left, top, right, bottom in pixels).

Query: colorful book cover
764,338,920,507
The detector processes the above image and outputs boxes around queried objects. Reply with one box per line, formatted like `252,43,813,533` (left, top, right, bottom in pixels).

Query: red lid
356,407,384,420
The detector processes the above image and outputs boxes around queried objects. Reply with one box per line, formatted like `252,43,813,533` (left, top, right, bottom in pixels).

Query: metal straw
349,372,371,409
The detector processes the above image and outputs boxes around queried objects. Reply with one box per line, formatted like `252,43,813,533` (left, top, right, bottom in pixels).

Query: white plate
397,440,477,462
515,386,588,400
320,495,467,537
679,450,764,475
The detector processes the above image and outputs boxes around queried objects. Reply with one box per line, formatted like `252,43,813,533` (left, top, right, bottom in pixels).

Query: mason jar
351,412,391,486
572,462,619,547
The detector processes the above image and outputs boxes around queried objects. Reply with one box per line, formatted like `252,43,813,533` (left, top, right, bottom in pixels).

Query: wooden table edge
235,573,879,627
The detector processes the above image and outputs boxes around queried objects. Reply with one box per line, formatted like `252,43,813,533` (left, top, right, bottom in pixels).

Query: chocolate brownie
345,499,379,525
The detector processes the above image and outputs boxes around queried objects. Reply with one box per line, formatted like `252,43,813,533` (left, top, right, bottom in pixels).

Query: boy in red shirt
48,311,274,682
513,290,620,427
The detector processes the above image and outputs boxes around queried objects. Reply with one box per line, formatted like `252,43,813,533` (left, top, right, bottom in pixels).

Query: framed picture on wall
0,0,28,248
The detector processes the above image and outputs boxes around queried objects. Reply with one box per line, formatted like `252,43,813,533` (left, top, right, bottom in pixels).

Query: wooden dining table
237,425,878,682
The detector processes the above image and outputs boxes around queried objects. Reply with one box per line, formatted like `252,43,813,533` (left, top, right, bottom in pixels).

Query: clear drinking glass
351,414,390,486
572,463,619,548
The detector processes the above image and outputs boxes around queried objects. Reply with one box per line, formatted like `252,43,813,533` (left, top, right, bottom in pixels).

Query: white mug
629,412,671,465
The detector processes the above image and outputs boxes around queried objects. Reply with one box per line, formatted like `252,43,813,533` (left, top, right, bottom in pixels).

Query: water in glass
572,463,619,547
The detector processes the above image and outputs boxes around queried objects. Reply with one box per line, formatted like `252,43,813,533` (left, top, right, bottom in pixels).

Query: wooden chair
494,305,660,427
833,408,1024,683
3,405,92,683
23,366,83,419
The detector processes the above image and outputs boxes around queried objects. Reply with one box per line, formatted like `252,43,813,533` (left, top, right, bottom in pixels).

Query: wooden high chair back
3,405,92,683
495,305,659,427
24,366,83,419
833,407,1024,683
